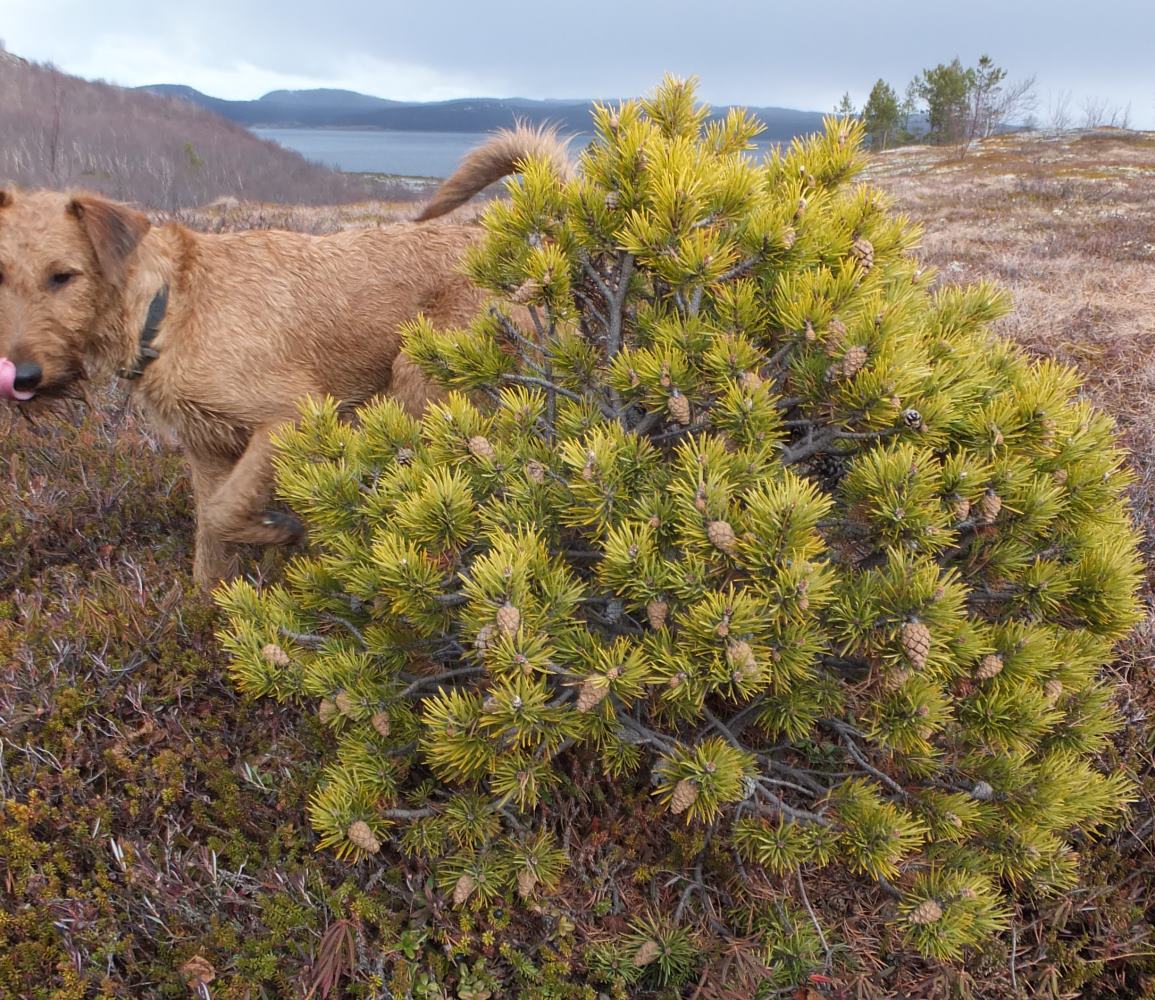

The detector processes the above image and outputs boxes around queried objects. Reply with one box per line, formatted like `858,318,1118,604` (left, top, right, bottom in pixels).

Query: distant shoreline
249,127,590,179
249,126,780,182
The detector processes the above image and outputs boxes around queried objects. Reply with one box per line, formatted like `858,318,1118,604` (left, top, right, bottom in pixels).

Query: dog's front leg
194,426,304,585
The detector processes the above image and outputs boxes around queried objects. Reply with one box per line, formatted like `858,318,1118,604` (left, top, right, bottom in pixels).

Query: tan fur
414,124,572,221
0,127,570,587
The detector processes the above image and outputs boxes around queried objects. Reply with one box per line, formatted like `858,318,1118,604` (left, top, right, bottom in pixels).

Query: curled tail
414,123,573,222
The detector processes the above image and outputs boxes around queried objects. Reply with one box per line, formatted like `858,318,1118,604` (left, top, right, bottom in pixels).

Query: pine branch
382,806,438,820
824,719,909,798
750,782,831,826
715,252,764,283
279,626,325,647
650,419,711,444
580,254,614,305
572,288,610,330
321,613,369,649
488,307,551,378
606,250,635,361
399,665,483,698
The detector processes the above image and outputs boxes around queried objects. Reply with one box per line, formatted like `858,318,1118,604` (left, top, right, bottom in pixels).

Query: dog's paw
259,509,305,545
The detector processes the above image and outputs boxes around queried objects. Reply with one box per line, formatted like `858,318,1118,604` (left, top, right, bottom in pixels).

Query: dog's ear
68,194,150,284
0,190,11,209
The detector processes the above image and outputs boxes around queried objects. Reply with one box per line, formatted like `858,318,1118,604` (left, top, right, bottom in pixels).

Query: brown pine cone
669,778,699,815
261,642,291,667
727,640,757,676
707,519,737,554
978,490,1003,524
633,939,662,967
907,898,943,925
468,435,497,461
509,279,540,304
453,874,477,906
496,602,522,636
576,676,610,712
347,820,380,854
517,869,538,899
827,344,867,380
646,599,669,630
667,391,692,426
851,235,875,272
901,620,931,669
976,653,1004,680
739,370,763,392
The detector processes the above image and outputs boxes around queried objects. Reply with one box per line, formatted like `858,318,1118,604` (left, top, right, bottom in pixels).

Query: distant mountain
139,85,828,140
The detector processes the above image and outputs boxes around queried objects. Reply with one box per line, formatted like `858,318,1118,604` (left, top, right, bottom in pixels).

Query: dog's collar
117,286,169,381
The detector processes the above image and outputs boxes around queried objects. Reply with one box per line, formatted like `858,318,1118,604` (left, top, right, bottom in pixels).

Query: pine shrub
218,77,1144,986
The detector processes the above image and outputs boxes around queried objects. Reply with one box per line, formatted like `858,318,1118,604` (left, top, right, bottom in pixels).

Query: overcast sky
4,0,1154,128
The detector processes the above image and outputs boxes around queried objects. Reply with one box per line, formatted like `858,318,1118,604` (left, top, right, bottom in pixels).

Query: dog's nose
12,362,42,391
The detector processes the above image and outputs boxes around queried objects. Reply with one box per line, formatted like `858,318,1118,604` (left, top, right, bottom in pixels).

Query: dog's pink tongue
0,358,35,401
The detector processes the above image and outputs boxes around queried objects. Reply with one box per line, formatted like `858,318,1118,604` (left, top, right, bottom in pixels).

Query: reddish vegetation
0,53,410,208
1,130,1154,997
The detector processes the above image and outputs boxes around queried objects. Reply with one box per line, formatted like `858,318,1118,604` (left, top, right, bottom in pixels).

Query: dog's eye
50,271,76,288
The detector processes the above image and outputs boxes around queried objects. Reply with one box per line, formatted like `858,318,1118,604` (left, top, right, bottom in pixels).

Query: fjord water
252,127,780,178
250,128,574,177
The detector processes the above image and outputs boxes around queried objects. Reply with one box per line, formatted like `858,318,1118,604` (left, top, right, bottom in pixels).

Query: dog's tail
414,123,573,222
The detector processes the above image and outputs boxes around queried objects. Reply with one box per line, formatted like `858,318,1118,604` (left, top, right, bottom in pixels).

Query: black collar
117,286,169,381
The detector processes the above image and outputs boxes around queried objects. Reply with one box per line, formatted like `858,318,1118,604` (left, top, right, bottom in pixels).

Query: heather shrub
217,78,1143,992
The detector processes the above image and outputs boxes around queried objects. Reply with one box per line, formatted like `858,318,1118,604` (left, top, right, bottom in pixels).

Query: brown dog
0,126,569,586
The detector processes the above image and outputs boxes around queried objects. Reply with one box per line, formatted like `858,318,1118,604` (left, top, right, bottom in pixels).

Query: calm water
252,127,780,178
251,128,581,178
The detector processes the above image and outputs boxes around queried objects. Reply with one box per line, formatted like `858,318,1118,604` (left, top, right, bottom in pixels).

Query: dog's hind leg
193,426,304,586
188,452,240,588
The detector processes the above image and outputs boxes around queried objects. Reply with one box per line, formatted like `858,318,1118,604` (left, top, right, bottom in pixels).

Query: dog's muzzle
0,358,39,401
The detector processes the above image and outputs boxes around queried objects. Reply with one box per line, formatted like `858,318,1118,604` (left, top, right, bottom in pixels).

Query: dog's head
0,189,150,402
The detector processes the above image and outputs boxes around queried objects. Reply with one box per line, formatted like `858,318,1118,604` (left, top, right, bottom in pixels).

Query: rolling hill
141,84,829,140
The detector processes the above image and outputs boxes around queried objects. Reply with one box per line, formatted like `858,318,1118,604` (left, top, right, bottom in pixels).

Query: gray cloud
5,0,1154,126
